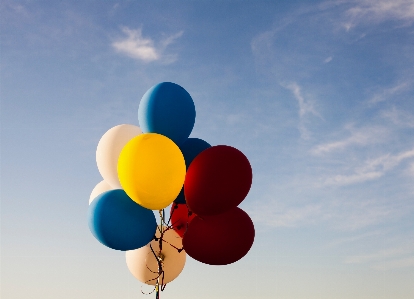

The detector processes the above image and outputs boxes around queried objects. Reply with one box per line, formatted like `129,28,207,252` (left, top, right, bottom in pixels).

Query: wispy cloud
325,148,414,186
283,82,320,118
345,246,411,264
343,0,414,30
323,56,333,63
344,242,414,271
311,125,388,155
326,230,386,248
112,27,183,63
381,106,414,128
368,81,412,104
249,202,322,228
282,82,321,139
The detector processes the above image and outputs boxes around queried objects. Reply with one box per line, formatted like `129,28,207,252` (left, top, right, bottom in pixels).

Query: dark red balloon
184,145,252,216
169,203,196,238
182,207,255,265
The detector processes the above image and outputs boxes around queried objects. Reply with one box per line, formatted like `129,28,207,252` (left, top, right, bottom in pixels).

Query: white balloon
96,124,142,188
126,227,186,285
89,180,112,204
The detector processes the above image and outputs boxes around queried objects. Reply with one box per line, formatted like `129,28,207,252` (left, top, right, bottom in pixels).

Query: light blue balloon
138,82,196,145
88,189,156,251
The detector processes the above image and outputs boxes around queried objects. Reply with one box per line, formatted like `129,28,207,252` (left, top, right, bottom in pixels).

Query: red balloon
169,203,196,238
182,207,255,265
184,145,252,216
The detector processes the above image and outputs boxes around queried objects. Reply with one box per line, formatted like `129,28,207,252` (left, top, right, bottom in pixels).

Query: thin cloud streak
249,203,322,228
343,0,414,30
311,125,388,155
112,27,183,63
344,243,414,270
381,106,414,128
368,81,412,104
325,148,414,186
344,246,411,264
282,82,321,139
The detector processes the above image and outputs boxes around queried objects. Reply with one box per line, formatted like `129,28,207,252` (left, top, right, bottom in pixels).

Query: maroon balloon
182,207,255,265
184,145,252,216
169,203,196,238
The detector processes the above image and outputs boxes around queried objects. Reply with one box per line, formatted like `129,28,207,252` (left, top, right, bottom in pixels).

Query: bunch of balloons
88,82,255,297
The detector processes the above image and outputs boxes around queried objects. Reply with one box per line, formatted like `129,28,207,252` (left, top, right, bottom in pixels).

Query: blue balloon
174,138,211,204
180,138,211,169
138,82,196,145
174,187,186,204
88,189,157,251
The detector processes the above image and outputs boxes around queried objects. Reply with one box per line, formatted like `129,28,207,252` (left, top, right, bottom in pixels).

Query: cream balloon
126,227,186,285
89,180,112,204
96,124,142,188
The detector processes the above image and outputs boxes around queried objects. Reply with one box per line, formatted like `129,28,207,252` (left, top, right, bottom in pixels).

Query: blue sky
1,0,414,298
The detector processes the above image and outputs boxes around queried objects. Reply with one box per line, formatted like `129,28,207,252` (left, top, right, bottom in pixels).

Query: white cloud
333,200,399,230
345,246,410,264
408,162,414,177
311,125,388,155
326,230,386,247
323,56,333,63
325,148,414,186
344,242,414,270
368,81,412,104
381,106,414,128
112,27,183,63
343,0,414,30
284,82,319,117
226,113,244,125
325,171,383,185
282,82,321,139
248,202,322,228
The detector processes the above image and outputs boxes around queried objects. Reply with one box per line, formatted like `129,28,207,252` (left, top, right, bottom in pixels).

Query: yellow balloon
117,133,186,210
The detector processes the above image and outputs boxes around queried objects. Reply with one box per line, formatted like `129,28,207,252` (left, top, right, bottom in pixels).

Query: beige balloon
96,124,142,188
89,180,113,204
126,227,186,285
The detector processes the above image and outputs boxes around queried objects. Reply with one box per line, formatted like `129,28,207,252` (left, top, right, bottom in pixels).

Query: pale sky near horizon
1,0,414,298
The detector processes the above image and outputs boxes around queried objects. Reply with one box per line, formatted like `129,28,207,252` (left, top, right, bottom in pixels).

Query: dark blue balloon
88,189,157,251
174,187,186,204
180,138,211,169
138,82,196,145
174,138,211,204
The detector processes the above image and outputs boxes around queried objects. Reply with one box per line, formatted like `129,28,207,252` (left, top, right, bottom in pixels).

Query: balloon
170,203,196,238
184,145,252,216
117,133,186,210
96,124,142,188
173,187,186,205
180,138,211,169
88,189,157,251
126,227,186,285
89,180,112,204
138,82,196,146
174,138,211,204
183,207,255,265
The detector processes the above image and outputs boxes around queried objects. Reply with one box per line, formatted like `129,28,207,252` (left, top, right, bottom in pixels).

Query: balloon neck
157,252,165,263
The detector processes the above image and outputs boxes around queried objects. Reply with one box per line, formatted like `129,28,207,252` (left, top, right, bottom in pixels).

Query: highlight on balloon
87,82,255,298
